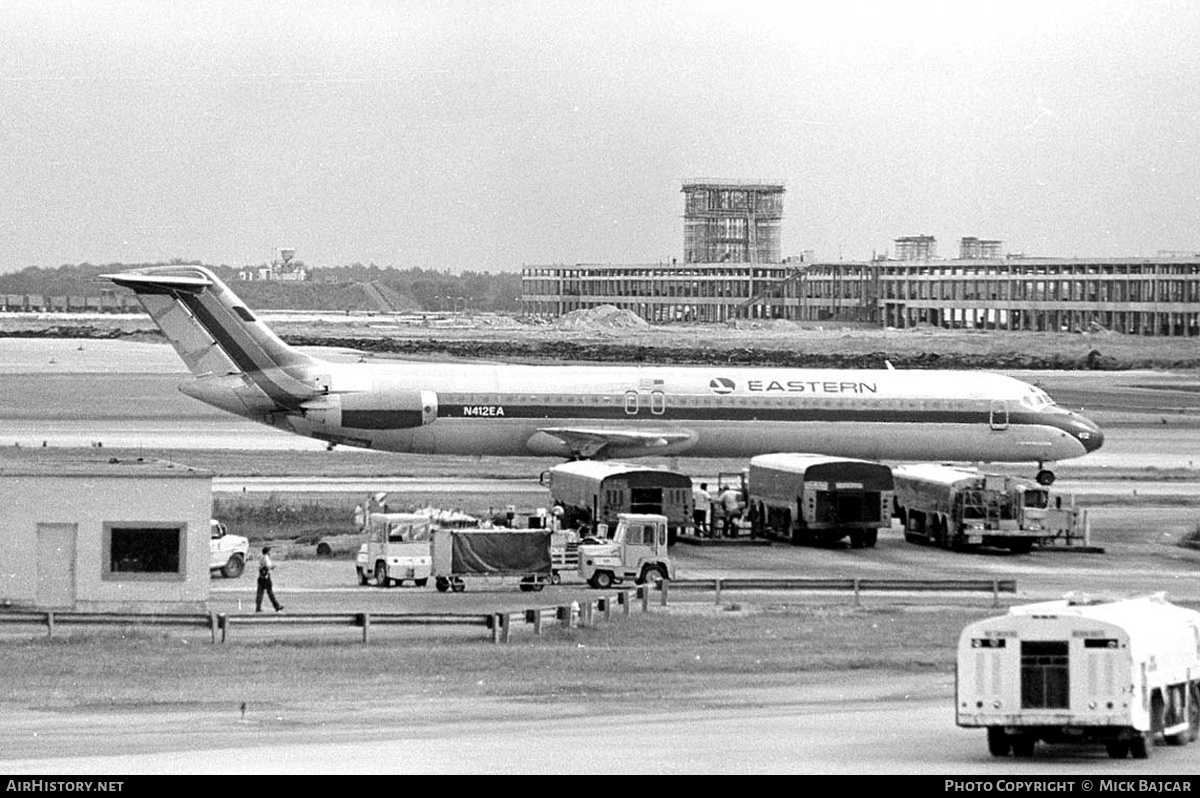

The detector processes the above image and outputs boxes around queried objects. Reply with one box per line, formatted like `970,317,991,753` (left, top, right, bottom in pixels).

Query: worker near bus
719,484,743,537
692,482,711,537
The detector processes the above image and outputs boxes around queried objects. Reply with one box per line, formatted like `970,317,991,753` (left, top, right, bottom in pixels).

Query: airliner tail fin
105,266,318,410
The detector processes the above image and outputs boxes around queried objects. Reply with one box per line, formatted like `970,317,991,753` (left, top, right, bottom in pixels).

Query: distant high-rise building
893,235,937,261
960,237,1004,259
682,179,785,264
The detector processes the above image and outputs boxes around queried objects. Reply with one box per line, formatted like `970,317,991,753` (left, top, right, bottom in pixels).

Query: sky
2,0,1200,273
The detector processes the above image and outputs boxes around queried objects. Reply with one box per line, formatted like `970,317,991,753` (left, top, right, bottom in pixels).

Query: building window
103,522,185,579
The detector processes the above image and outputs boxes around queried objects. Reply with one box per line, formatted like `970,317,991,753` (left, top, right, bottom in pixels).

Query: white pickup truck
210,519,249,578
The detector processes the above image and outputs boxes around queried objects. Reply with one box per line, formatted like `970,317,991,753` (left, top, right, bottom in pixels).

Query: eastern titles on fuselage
743,380,879,394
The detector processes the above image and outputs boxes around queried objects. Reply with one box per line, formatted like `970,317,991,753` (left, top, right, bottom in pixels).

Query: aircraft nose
1074,414,1105,453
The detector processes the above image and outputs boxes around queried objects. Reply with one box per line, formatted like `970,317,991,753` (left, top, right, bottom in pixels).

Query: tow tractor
578,513,674,589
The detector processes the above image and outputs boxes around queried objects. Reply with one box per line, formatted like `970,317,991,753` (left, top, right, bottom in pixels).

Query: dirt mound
556,305,649,331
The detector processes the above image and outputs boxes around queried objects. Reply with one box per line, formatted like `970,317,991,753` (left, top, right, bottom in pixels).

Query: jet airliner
106,266,1103,484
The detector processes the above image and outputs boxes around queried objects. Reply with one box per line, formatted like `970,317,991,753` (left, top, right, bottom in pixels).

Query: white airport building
0,456,213,612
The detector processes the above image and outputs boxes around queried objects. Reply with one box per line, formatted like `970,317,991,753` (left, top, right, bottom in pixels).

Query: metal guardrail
0,611,222,643
666,577,1017,607
0,586,663,645
0,579,1012,643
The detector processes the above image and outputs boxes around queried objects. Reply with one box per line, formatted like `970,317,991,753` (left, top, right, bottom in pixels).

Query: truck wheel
930,518,946,549
784,510,798,545
374,562,390,588
1130,732,1151,759
435,577,450,593
1189,685,1200,743
1010,735,1035,757
588,571,614,589
1165,686,1191,746
1105,740,1130,759
752,503,765,538
414,578,428,588
986,728,1010,757
637,565,664,586
550,571,562,585
849,530,865,549
450,579,466,593
357,568,369,586
863,529,878,548
221,553,245,579
315,541,332,557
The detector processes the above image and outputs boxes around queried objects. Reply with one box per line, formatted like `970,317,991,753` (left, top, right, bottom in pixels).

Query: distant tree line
0,261,524,313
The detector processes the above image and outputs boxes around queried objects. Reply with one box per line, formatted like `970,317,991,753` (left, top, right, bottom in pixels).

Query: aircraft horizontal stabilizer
103,272,213,294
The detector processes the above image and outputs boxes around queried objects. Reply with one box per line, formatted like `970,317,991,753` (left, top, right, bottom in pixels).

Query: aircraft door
989,400,1010,431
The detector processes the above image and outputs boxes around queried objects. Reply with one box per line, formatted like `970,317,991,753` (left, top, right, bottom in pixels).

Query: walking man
256,546,284,612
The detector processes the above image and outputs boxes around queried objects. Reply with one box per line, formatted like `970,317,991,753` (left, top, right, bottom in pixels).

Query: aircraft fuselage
236,359,1102,462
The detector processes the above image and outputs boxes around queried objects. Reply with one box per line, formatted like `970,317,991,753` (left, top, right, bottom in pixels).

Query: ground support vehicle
550,530,580,584
892,463,1075,553
746,454,893,547
545,460,693,544
356,512,433,587
957,593,1200,759
431,528,553,593
578,513,674,589
209,519,249,578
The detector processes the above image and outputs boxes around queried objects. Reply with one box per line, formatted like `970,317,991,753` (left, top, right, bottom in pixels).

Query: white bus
957,593,1200,759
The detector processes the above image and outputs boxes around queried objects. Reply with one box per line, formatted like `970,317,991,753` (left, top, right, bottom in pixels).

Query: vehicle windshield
1023,489,1050,509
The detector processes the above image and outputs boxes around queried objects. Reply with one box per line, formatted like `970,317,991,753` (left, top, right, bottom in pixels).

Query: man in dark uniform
256,546,284,612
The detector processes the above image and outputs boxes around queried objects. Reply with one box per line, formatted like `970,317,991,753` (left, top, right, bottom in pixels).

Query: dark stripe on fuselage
343,409,426,430
438,400,1085,435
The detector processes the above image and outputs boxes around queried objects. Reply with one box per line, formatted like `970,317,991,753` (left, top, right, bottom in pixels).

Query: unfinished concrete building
681,179,785,264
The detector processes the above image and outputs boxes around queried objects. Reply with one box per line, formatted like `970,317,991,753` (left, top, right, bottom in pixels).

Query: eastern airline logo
709,377,736,395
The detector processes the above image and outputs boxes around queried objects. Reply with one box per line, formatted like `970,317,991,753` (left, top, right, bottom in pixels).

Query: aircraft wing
534,427,696,459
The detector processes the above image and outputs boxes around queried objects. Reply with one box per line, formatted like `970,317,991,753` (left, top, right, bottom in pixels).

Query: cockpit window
1020,385,1056,410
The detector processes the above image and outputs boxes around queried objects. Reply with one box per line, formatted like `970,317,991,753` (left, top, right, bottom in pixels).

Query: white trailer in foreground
957,593,1200,759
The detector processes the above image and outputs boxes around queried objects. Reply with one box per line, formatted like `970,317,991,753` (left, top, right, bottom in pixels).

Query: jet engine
301,389,438,430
